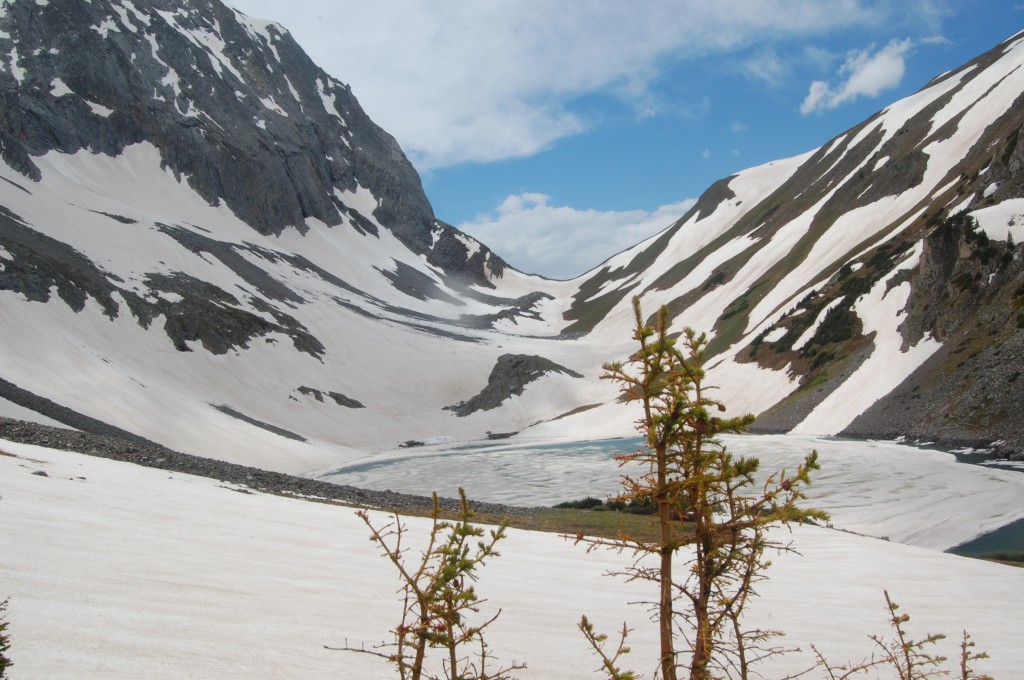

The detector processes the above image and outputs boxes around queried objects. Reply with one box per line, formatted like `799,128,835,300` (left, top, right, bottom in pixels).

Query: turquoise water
949,516,1024,556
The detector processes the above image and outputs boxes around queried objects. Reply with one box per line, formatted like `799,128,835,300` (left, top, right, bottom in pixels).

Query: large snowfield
2,436,1023,679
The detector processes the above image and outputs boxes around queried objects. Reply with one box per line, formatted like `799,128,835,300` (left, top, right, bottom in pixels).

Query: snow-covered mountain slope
0,0,594,473
560,29,1024,451
1,0,1022,473
3,439,1023,679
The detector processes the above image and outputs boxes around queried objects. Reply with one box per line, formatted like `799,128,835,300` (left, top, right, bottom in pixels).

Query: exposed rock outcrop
445,354,583,417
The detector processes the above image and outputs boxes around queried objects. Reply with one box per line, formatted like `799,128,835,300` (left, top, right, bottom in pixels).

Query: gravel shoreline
0,418,533,517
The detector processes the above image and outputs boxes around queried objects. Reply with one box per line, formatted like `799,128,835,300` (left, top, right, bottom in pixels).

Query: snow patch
86,100,114,117
6,45,25,82
145,32,162,61
193,27,247,83
707,356,798,420
971,198,1024,242
284,76,301,105
93,17,120,38
335,183,382,216
316,78,342,121
447,227,482,260
932,180,959,203
153,291,184,304
260,95,288,117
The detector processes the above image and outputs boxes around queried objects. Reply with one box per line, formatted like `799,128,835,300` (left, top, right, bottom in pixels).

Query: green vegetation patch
809,304,858,346
978,551,1024,568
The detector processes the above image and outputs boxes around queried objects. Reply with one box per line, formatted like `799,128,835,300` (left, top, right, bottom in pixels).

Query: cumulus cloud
458,194,696,280
800,38,912,114
227,0,901,170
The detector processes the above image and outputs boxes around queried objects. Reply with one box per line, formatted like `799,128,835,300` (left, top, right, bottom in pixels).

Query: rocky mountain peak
0,0,504,282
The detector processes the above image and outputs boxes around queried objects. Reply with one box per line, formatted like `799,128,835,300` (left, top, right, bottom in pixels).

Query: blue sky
226,1,1024,279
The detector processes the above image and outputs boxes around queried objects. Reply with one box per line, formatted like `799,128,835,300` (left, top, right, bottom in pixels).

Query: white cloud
458,193,695,279
742,49,790,85
226,1,895,170
800,38,912,114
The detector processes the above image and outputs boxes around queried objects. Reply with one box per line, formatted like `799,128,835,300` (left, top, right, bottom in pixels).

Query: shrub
809,592,993,680
554,497,605,510
0,598,11,680
812,304,858,346
330,489,523,680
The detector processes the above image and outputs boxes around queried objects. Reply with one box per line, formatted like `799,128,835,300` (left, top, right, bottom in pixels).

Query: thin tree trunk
690,574,711,680
657,440,678,680
660,547,676,680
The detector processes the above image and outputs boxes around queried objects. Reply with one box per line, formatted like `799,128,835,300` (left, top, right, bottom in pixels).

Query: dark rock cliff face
842,218,1024,452
0,0,499,283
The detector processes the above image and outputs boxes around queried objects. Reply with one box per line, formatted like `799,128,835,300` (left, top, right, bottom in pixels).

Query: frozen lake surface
324,436,638,507
323,433,1024,552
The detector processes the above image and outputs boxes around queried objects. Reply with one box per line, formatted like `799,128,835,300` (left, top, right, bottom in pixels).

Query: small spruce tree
330,489,522,680
578,297,827,680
